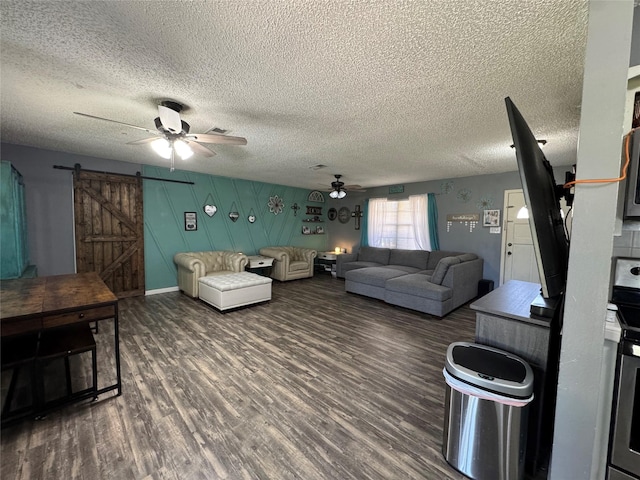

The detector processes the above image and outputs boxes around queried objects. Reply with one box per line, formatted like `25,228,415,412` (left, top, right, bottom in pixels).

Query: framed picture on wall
185,212,197,231
483,209,500,227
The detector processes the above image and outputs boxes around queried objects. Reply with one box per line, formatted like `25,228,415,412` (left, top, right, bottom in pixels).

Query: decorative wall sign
446,213,479,233
204,204,217,217
338,207,350,224
229,202,239,222
483,209,500,227
291,203,300,216
203,193,217,217
184,212,197,231
351,204,364,230
307,190,326,203
389,185,404,194
306,206,322,215
248,208,256,223
268,195,284,215
327,207,337,221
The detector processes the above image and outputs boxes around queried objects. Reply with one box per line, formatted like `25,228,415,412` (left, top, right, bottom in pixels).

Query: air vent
309,164,327,170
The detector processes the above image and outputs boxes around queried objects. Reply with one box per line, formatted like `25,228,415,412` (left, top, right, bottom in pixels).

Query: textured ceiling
0,0,589,191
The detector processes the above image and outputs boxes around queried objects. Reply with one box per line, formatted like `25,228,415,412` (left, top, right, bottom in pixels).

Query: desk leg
114,304,122,396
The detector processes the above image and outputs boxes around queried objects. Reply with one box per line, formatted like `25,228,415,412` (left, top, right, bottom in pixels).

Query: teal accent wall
143,166,328,290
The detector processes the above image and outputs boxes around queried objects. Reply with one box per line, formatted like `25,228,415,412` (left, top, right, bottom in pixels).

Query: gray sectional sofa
337,247,483,317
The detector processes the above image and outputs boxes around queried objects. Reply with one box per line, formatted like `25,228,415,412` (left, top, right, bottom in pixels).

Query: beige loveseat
174,251,248,297
259,246,317,281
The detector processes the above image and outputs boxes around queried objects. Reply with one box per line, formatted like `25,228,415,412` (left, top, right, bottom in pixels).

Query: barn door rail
53,164,195,185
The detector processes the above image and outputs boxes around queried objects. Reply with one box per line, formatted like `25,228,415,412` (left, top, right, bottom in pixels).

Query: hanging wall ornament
268,195,284,215
291,203,300,216
203,193,217,217
248,208,256,223
228,202,240,222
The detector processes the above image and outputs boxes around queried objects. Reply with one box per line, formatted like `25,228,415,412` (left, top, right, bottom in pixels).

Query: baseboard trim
145,286,180,296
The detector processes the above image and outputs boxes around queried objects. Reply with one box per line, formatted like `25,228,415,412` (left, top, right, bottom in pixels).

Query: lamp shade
151,138,172,159
329,190,339,199
338,190,347,199
174,140,193,160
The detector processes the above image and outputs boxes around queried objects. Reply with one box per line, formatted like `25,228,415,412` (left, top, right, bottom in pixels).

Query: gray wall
328,166,572,287
1,143,141,276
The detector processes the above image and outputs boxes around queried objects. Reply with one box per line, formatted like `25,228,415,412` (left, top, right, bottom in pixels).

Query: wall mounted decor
446,213,480,233
302,225,311,235
327,208,337,221
441,181,454,195
229,202,240,222
483,209,500,227
184,212,197,231
306,206,322,216
476,196,494,210
316,226,324,234
351,204,364,230
268,195,284,215
203,193,217,217
456,188,472,203
291,203,300,216
389,185,404,194
338,206,350,224
248,208,256,223
307,190,325,203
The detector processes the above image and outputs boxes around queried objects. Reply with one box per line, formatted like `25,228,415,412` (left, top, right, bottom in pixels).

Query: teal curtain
427,193,440,250
360,199,369,247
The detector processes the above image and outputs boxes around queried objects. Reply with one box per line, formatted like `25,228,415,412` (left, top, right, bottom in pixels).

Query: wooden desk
1,272,121,423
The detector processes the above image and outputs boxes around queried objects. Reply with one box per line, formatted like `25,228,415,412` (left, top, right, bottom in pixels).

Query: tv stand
530,293,560,318
471,280,560,477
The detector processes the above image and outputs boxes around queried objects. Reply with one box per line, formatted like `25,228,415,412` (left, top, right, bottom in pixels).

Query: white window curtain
366,194,432,250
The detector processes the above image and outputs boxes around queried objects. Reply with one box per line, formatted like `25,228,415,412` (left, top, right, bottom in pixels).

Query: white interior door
500,189,539,286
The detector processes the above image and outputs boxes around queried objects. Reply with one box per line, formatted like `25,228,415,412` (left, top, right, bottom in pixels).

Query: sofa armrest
220,251,248,272
297,248,318,263
259,247,288,262
442,258,484,309
174,253,205,275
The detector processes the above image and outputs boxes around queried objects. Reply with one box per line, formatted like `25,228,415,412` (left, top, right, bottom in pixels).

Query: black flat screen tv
505,97,569,317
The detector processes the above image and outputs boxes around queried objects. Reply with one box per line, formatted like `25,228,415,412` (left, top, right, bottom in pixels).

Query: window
368,195,433,250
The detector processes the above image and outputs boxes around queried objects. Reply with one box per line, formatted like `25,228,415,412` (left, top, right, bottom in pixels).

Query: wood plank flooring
1,274,478,480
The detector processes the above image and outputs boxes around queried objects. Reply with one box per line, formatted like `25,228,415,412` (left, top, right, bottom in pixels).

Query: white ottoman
198,272,272,311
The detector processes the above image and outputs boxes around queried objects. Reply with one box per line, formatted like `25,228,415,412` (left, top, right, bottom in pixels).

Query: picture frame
316,226,324,234
483,209,500,227
184,212,197,231
302,225,311,235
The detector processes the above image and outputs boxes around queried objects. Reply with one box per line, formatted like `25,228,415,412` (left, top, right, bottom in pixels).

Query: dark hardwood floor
1,274,478,480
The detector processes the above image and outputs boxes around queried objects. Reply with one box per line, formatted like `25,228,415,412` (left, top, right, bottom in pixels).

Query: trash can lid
445,342,534,399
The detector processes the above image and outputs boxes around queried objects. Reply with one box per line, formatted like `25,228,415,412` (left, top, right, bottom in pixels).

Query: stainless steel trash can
442,342,534,480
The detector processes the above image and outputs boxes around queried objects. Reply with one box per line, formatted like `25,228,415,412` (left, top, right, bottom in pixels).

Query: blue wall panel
143,166,328,290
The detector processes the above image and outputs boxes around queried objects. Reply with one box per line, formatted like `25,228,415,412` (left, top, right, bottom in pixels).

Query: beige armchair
174,251,248,297
259,246,317,281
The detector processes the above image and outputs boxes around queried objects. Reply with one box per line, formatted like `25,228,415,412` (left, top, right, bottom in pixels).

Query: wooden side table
316,252,341,276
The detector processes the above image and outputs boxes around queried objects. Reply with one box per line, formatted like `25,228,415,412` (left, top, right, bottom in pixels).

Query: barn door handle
507,252,512,256
508,243,513,247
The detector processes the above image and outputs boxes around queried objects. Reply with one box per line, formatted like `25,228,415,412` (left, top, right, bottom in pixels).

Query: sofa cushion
382,265,422,274
289,260,309,272
358,247,391,265
385,274,453,301
345,267,407,288
430,256,462,285
426,250,463,270
388,249,430,270
457,253,478,262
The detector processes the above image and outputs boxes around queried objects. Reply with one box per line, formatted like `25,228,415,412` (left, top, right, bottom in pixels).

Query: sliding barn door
73,170,145,298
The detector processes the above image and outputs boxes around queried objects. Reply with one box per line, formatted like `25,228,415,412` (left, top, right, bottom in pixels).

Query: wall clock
338,207,350,224
327,207,337,221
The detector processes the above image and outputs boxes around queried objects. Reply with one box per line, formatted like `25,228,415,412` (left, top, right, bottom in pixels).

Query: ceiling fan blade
344,184,366,191
158,105,182,133
187,140,216,157
187,133,247,145
126,136,161,145
73,112,156,134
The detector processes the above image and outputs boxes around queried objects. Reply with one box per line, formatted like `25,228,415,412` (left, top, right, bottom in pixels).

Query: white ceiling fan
74,100,247,171
327,174,366,198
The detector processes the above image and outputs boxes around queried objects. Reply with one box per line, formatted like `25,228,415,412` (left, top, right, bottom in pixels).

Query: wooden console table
1,272,121,424
471,280,560,476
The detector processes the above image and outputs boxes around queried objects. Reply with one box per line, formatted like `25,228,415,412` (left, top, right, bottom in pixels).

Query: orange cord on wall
563,127,637,189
